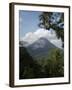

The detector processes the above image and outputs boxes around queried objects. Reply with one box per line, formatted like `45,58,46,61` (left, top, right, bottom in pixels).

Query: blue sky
19,10,42,38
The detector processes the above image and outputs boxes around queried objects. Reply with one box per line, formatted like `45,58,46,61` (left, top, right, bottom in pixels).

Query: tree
38,12,64,47
19,47,43,79
44,48,64,77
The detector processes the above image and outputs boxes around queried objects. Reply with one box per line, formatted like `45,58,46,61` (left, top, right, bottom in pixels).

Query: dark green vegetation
19,47,43,79
38,12,64,47
19,47,64,79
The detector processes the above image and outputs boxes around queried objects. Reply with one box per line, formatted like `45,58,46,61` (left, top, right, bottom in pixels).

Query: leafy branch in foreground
38,12,64,47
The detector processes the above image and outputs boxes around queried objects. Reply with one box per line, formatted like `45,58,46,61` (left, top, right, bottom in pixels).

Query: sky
19,10,63,48
19,10,41,38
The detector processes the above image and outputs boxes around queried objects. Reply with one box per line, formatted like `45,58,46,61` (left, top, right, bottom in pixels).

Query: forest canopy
19,47,64,79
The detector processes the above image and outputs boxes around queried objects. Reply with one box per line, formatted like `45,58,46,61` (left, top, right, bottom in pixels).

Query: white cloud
50,39,62,48
21,28,62,48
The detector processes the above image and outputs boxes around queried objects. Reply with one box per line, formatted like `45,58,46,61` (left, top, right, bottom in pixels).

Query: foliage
19,47,43,79
38,12,64,47
19,47,64,79
44,48,64,77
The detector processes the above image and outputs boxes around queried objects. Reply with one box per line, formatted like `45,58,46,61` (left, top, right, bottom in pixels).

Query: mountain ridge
26,37,58,59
